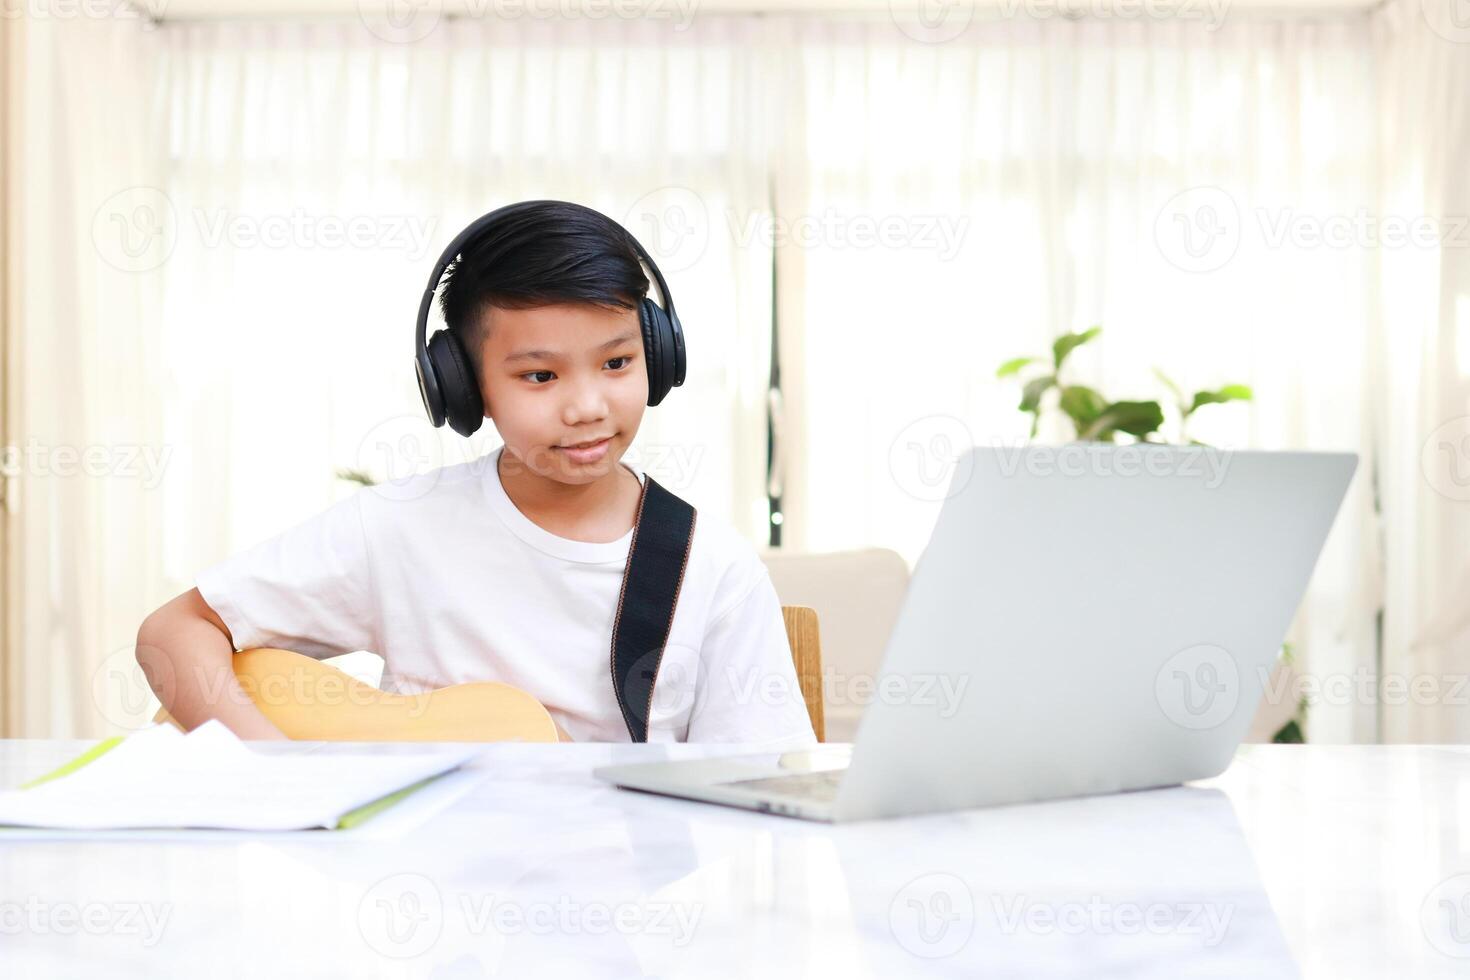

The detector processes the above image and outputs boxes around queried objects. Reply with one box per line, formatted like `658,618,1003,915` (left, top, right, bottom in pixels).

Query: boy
135,201,817,749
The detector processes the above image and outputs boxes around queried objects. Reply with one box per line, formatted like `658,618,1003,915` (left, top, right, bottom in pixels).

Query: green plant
998,327,1304,742
996,326,1252,444
1270,643,1307,744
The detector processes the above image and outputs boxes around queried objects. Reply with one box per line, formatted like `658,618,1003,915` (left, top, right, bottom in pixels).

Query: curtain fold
1,5,19,738
1371,0,1470,743
3,13,171,738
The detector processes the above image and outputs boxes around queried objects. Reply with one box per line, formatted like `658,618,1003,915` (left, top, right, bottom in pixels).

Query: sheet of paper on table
0,719,483,832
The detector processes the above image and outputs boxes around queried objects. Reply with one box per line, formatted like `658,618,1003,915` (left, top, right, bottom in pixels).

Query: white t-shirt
195,444,817,749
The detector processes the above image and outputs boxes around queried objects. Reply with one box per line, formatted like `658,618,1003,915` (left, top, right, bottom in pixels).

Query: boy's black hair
438,201,650,375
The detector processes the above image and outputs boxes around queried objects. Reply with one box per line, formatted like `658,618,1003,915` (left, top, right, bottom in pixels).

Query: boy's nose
562,379,610,424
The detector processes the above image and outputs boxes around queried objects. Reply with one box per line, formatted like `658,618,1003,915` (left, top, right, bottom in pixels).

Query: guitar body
153,647,563,743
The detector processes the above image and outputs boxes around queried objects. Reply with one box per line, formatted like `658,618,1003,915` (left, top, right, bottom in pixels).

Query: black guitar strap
610,474,697,742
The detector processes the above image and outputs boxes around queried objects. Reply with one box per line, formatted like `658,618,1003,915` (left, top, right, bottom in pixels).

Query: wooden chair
780,604,825,742
153,605,826,742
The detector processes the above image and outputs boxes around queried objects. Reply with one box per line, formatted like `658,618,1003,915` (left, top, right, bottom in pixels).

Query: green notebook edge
19,736,125,789
11,732,444,831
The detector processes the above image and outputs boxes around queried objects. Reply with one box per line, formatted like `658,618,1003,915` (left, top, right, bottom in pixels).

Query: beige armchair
759,548,910,743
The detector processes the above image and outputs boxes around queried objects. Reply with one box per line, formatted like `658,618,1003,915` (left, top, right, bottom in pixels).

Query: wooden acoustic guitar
151,607,825,743
152,647,565,743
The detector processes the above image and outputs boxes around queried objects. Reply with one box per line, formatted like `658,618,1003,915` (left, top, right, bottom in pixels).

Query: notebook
0,719,484,832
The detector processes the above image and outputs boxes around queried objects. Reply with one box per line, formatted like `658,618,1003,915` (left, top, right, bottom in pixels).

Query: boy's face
476,302,647,486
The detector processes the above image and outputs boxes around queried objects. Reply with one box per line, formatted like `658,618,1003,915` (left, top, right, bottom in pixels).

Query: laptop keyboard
723,768,845,802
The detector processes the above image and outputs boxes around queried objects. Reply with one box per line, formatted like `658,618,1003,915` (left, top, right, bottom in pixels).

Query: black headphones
414,200,688,437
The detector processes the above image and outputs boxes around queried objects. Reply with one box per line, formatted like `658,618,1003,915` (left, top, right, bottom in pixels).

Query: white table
1,740,1467,979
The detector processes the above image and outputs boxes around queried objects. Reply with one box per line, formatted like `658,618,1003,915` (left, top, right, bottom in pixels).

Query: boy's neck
496,447,643,543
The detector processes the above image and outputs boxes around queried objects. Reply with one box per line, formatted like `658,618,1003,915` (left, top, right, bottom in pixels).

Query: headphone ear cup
427,330,485,437
640,298,675,407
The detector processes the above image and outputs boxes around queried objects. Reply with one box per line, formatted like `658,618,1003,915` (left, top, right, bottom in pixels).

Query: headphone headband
414,200,680,360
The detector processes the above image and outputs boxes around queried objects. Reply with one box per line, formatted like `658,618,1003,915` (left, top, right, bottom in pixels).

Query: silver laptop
595,445,1357,822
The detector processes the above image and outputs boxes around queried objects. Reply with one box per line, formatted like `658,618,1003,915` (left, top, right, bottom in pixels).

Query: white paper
0,720,484,831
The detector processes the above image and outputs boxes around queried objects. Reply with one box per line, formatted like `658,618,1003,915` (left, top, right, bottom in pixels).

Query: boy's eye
521,357,632,385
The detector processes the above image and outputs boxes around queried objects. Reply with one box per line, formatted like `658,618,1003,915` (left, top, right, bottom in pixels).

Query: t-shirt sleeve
686,565,819,749
194,491,378,660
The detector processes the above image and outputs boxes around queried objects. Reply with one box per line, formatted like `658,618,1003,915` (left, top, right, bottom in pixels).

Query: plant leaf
336,467,379,487
1188,384,1254,416
1051,327,1102,370
1153,367,1184,402
1057,385,1108,434
1019,376,1056,414
1153,368,1188,416
1107,400,1166,436
1271,718,1305,744
1081,400,1164,441
996,356,1037,379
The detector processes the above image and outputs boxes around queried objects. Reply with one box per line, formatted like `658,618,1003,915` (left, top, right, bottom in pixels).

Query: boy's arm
135,588,289,741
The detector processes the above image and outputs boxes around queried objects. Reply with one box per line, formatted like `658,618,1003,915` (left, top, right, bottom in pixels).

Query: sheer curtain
3,14,171,739
1372,0,1470,743
8,7,1469,742
773,15,1385,742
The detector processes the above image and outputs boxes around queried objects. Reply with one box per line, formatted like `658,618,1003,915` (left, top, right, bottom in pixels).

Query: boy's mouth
554,435,615,463
558,435,613,450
